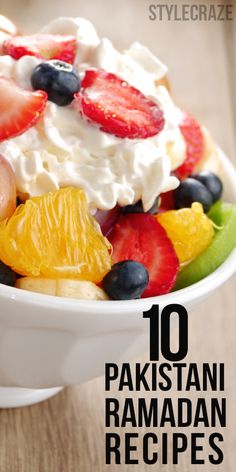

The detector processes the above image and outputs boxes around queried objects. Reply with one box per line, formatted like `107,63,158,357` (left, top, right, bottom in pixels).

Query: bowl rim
0,147,236,314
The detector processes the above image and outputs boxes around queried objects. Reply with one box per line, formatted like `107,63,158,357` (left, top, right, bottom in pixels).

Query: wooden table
0,0,235,470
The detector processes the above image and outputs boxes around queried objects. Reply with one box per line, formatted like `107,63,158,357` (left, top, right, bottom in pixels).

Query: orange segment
0,187,111,282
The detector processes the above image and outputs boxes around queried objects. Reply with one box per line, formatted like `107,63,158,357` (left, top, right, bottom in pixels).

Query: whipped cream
0,17,186,210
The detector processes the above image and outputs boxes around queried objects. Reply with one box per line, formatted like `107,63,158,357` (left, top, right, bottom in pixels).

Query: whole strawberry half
108,213,179,297
74,69,165,139
0,76,47,142
175,112,204,180
3,34,77,64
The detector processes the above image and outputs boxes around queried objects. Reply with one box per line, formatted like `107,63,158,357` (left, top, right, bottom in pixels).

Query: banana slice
16,277,108,300
56,279,108,300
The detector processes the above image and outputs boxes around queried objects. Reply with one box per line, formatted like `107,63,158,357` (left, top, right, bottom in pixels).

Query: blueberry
0,261,16,286
122,197,159,215
31,60,80,106
102,260,149,300
174,178,213,213
190,171,223,203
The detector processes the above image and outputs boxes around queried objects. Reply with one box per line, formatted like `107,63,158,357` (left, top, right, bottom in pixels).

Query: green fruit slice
174,201,236,290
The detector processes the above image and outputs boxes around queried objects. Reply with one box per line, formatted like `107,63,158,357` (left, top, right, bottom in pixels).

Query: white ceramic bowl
0,148,235,407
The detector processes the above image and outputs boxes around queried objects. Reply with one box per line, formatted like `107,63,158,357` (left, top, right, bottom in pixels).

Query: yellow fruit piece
0,187,111,282
156,202,214,265
16,277,109,300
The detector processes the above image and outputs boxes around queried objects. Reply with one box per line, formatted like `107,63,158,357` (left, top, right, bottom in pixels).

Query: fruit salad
0,15,235,301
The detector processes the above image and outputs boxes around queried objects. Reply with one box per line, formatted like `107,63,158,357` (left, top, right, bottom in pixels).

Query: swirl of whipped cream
0,17,186,210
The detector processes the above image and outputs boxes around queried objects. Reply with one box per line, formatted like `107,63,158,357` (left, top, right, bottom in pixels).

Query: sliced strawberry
74,69,165,139
175,112,204,180
108,213,179,297
0,76,47,142
3,34,76,64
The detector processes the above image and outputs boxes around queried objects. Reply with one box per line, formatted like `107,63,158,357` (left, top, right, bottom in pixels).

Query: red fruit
159,190,175,212
3,34,76,64
74,69,165,139
0,76,47,142
108,213,179,297
94,206,121,236
175,112,204,180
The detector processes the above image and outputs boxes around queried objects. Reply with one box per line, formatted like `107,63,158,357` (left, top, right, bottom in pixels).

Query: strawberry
175,112,204,180
0,76,47,142
74,69,165,139
108,213,179,297
3,34,76,64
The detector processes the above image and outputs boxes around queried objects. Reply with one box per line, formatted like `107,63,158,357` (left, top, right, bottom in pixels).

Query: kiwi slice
174,201,236,290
